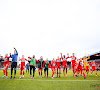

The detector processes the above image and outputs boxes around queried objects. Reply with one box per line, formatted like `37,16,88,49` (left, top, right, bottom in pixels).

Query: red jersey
75,62,78,67
4,56,9,65
86,66,89,70
71,56,77,65
91,62,98,67
62,57,68,66
51,60,56,68
20,58,27,66
78,60,82,67
56,58,61,66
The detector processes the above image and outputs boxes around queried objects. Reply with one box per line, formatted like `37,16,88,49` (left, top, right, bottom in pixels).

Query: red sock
66,70,67,74
3,70,5,75
57,69,58,75
41,71,42,76
6,70,7,76
83,72,85,78
47,75,48,77
96,72,97,75
20,71,22,75
39,72,40,75
23,71,24,75
52,72,54,77
52,74,53,77
81,70,82,74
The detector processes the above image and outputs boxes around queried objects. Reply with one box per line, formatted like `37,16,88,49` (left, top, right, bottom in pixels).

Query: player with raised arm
56,55,61,78
19,55,28,79
51,58,56,79
91,61,99,77
61,53,69,77
83,54,90,73
10,48,18,79
1,54,10,79
70,53,77,77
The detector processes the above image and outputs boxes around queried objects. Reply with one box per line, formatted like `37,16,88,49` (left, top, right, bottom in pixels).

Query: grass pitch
0,69,100,90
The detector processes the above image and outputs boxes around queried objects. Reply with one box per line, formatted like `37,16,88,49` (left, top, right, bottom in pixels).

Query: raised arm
67,53,69,58
60,53,63,59
14,48,18,55
25,58,28,61
87,54,90,60
35,59,39,63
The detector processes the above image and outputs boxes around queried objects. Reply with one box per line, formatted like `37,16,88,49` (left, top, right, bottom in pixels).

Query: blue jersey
26,63,30,69
11,49,18,62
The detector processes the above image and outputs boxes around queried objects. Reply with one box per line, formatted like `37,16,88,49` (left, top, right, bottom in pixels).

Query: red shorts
5,63,9,68
75,69,78,72
72,64,75,69
78,66,83,71
86,67,89,71
38,68,43,71
20,65,25,70
57,66,61,69
52,67,55,72
86,68,89,71
63,65,67,68
92,66,97,71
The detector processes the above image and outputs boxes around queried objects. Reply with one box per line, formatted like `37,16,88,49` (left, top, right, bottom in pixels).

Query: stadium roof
88,51,100,61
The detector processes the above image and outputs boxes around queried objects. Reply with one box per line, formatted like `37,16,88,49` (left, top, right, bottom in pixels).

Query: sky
0,0,100,60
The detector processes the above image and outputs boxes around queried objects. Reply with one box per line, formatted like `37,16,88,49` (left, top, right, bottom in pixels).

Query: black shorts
44,68,46,72
11,62,17,69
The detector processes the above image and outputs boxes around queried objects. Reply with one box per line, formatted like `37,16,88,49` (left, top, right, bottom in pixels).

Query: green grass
0,69,100,90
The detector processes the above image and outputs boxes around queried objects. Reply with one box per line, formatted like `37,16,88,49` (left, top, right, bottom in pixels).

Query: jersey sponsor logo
80,62,82,65
85,60,87,62
63,58,67,60
53,64,55,66
57,60,60,62
92,64,96,66
21,60,25,62
4,58,7,61
72,58,75,60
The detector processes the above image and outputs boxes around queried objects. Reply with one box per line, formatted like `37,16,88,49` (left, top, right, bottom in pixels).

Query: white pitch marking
0,79,100,81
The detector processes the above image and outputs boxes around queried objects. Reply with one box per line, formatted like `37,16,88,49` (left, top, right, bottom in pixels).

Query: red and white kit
56,58,61,69
51,60,56,72
62,57,68,68
4,56,9,68
70,56,77,69
91,62,99,71
20,58,27,70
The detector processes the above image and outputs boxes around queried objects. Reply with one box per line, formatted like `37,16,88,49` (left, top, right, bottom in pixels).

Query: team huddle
1,48,99,80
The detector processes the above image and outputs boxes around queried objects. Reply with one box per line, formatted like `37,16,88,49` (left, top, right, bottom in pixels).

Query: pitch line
0,79,100,81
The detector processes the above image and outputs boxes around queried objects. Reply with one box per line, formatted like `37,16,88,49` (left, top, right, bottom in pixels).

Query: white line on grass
0,79,100,81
